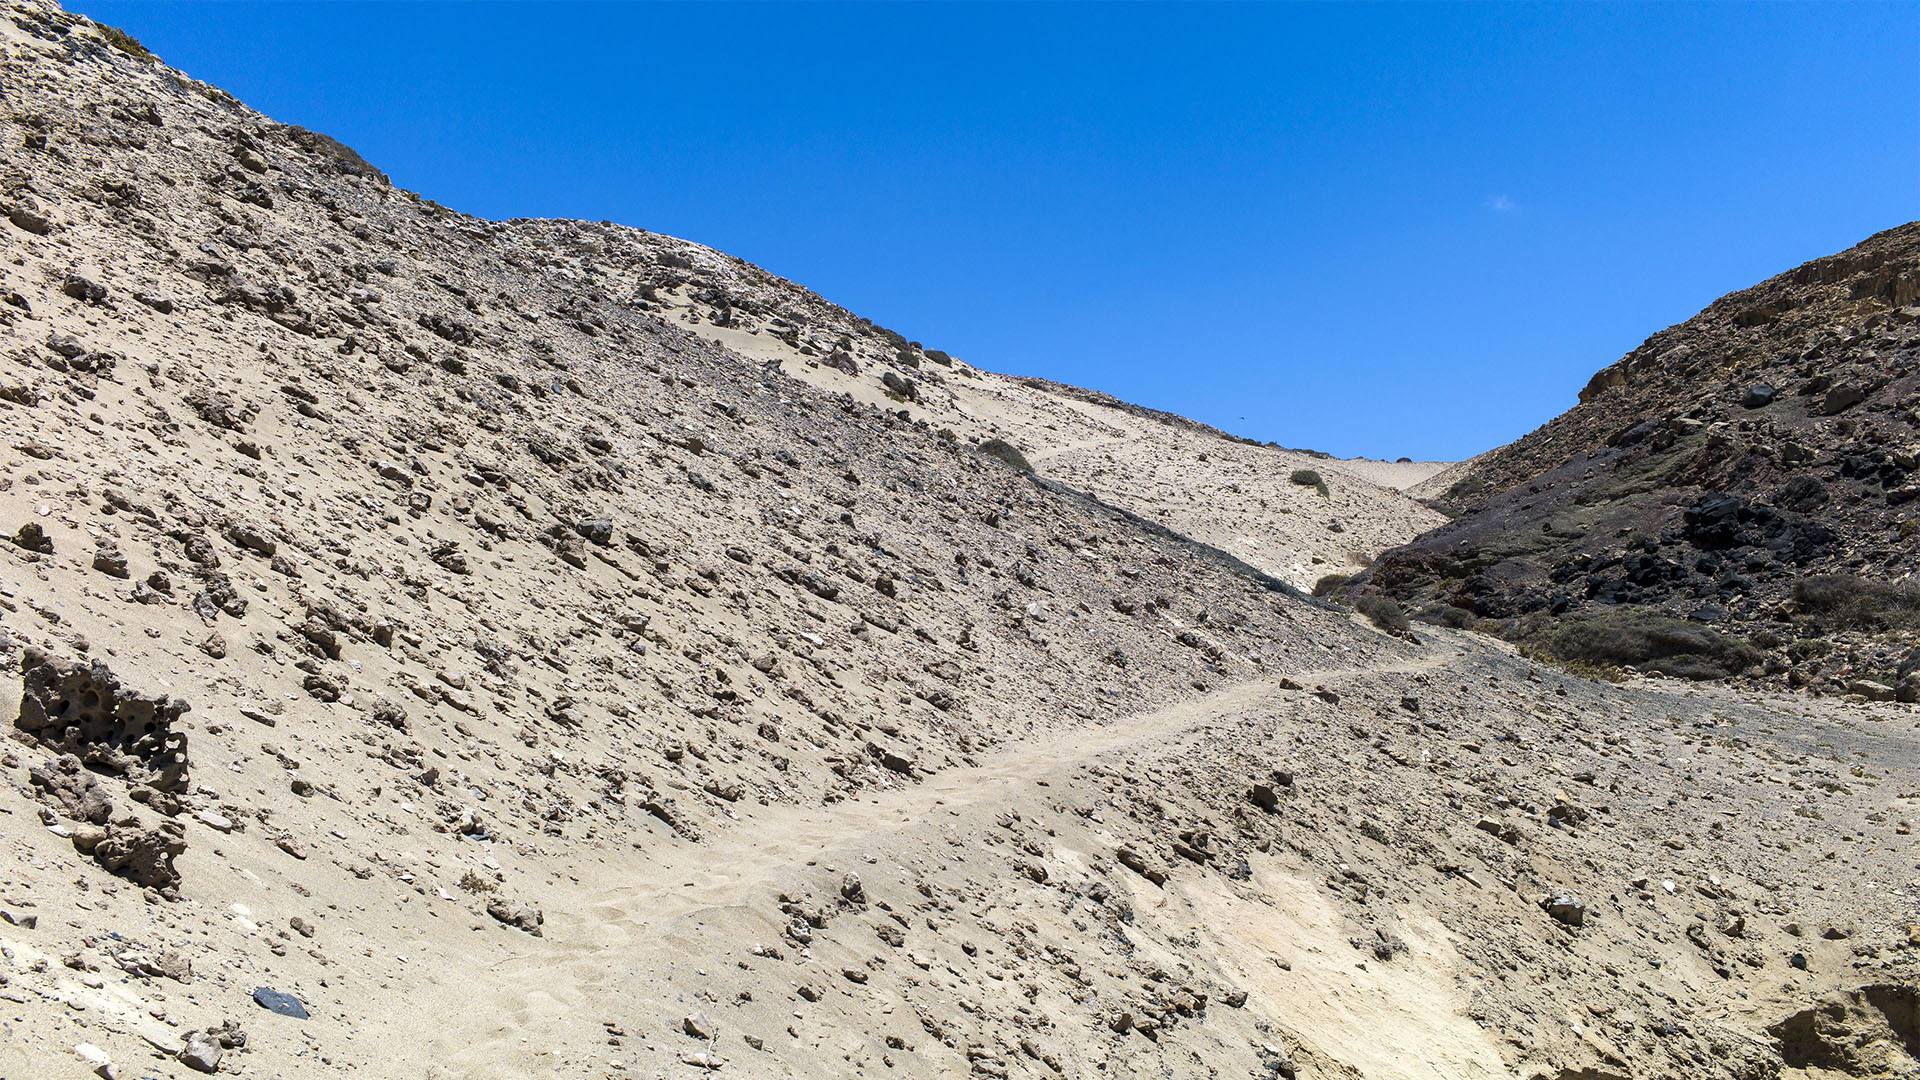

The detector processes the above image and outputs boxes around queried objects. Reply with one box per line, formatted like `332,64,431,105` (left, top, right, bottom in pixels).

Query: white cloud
1486,194,1515,212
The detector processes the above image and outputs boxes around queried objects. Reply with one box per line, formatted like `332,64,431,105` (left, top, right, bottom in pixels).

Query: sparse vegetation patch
1520,607,1761,680
99,23,150,59
1353,594,1409,633
1311,574,1349,597
1791,574,1920,632
977,438,1034,473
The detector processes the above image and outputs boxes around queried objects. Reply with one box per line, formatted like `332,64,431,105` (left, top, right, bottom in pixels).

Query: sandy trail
598,653,1440,920
430,648,1451,1073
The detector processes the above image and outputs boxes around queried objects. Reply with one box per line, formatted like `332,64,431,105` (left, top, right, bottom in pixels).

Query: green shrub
1311,574,1350,597
1523,607,1760,680
99,24,150,59
1353,594,1409,633
976,438,1033,474
1792,575,1920,632
1290,469,1329,498
1417,604,1475,629
1447,476,1489,500
1787,637,1833,661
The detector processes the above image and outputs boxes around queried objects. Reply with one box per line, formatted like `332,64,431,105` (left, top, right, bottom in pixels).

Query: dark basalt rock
1351,223,1920,686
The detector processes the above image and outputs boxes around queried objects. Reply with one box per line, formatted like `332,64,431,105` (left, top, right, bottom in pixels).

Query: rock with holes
14,648,190,792
93,819,187,891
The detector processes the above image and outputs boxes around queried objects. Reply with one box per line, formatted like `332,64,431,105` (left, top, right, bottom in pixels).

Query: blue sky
74,2,1917,461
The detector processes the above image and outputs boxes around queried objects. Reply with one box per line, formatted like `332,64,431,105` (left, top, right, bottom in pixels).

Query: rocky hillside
0,6,1916,1080
1356,225,1920,696
513,218,1449,592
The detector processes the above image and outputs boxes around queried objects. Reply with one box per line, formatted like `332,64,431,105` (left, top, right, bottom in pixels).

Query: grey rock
1820,383,1865,415
224,521,277,557
91,544,129,578
1542,892,1586,927
62,274,107,303
683,1013,717,1040
252,986,310,1018
486,897,543,935
7,206,51,235
177,1031,222,1073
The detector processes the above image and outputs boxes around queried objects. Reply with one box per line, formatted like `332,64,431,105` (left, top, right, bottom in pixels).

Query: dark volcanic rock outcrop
1358,224,1920,691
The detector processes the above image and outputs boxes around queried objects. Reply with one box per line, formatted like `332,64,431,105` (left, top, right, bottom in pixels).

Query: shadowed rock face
1356,224,1920,692
15,647,190,792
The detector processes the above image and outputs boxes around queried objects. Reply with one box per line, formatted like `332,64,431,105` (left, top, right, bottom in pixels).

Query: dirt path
604,650,1447,915
424,648,1455,1075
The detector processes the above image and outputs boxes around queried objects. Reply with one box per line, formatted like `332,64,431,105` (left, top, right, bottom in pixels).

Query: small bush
977,438,1033,473
1792,575,1920,632
1787,637,1833,661
1524,607,1760,680
1447,476,1489,500
1290,469,1329,498
1417,604,1476,629
1311,574,1350,597
1353,594,1409,633
99,24,150,59
1524,653,1630,683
